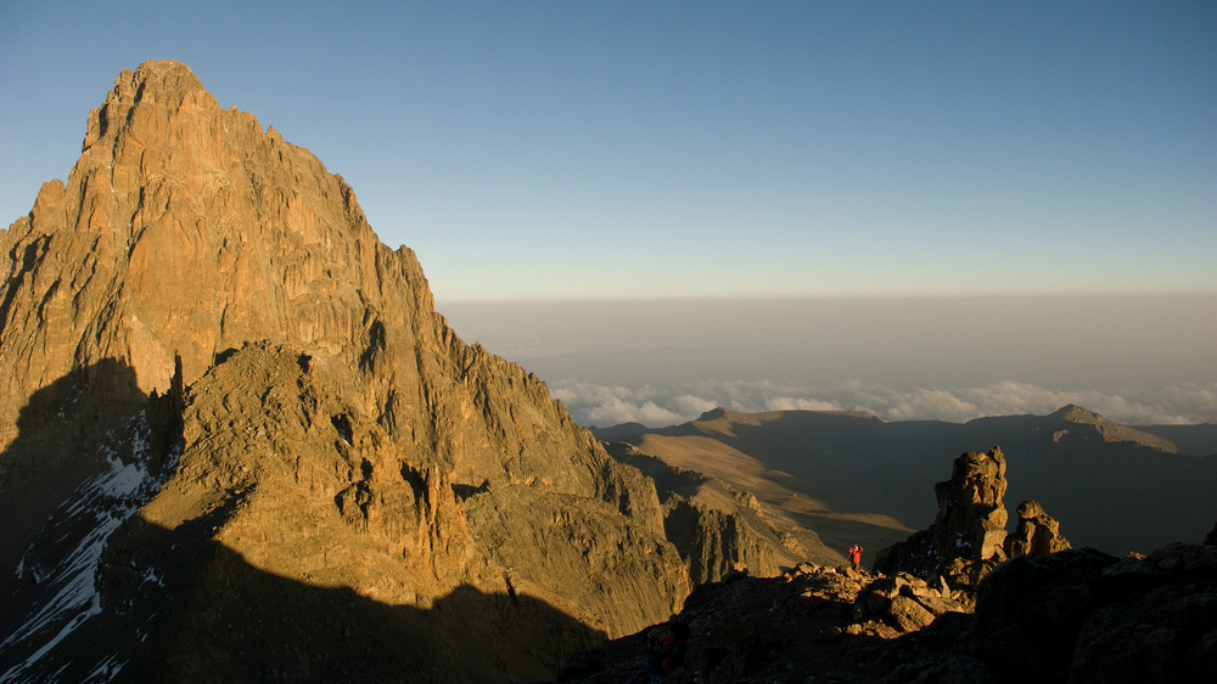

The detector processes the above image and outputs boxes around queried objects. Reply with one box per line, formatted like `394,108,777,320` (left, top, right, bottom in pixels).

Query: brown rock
966,544,1217,683
873,447,1009,588
887,595,938,632
1004,499,1071,558
557,542,1217,684
852,573,970,635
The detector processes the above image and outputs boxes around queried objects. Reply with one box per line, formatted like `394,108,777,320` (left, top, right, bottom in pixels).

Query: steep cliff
0,61,688,683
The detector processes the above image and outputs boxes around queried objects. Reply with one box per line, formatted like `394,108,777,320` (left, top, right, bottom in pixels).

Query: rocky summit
0,61,702,683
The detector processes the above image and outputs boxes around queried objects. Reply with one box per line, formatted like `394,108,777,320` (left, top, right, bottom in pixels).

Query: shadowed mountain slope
597,405,1217,561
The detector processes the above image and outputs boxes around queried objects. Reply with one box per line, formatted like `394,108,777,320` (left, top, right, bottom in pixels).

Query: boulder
852,573,969,634
965,544,1217,683
1004,499,1071,558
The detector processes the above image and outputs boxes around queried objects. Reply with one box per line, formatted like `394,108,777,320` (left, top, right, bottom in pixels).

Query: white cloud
764,396,844,412
549,378,1217,428
880,388,980,422
551,382,686,427
674,394,720,416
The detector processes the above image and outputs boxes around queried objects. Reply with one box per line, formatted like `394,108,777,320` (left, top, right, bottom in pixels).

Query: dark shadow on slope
683,411,956,520
725,408,1217,555
554,573,912,684
643,411,955,525
1,500,608,684
620,412,957,564
1135,422,1217,457
1,359,605,684
619,408,1217,558
0,359,181,640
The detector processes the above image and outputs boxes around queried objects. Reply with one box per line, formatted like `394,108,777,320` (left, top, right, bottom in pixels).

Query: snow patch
0,409,178,684
84,654,126,682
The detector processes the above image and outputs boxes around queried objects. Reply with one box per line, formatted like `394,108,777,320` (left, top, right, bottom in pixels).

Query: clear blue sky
2,1,1214,302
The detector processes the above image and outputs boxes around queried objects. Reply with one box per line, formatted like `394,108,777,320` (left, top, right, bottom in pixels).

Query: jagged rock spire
873,447,1010,589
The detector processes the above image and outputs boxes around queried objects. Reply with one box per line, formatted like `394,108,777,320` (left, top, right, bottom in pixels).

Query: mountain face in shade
0,61,692,683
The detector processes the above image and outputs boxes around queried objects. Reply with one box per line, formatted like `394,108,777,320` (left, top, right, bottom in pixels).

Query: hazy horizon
440,293,1217,428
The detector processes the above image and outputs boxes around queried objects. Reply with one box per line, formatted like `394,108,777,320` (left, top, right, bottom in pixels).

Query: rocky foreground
558,542,1217,684
555,449,1217,683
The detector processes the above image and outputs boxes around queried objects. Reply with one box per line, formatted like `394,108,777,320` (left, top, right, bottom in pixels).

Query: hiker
848,544,863,572
645,617,690,683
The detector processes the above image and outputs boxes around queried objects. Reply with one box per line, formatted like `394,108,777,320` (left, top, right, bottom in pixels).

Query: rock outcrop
1003,499,1070,558
851,572,968,636
874,447,1009,589
964,544,1217,683
0,61,691,683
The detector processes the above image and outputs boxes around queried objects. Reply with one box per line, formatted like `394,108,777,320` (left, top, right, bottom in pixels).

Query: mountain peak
1045,404,1177,453
1,62,695,681
1051,404,1104,424
84,59,217,151
130,59,205,94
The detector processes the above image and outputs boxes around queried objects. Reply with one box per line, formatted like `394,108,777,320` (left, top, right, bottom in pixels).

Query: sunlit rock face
1003,499,1071,558
873,447,1010,590
0,60,689,683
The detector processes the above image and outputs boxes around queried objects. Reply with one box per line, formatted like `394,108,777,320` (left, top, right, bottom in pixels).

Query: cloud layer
549,379,1217,428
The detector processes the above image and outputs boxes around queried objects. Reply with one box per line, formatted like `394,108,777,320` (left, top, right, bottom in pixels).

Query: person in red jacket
848,544,863,572
645,617,690,683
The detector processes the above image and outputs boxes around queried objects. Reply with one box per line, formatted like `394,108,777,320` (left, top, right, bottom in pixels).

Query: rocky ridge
0,61,701,682
1046,404,1177,452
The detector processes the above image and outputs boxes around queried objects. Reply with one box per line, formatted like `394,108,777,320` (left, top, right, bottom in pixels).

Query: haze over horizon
3,1,1214,302
441,294,1217,428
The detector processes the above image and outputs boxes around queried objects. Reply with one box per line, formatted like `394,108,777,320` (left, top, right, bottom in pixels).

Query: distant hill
594,405,1217,560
